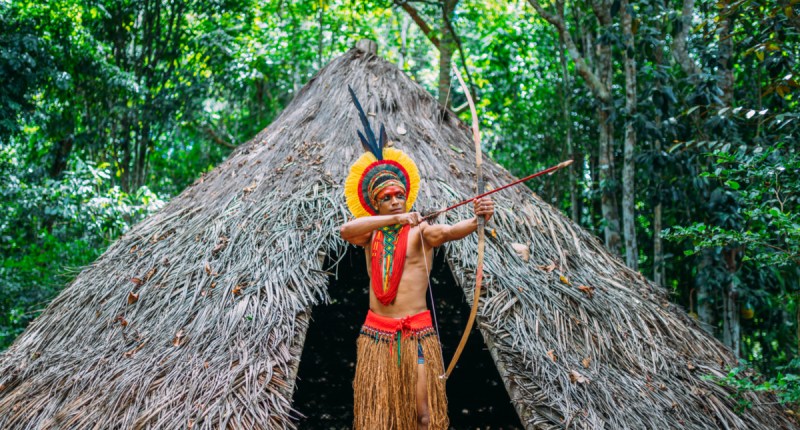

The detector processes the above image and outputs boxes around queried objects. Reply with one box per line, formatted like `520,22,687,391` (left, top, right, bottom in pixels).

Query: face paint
376,185,407,204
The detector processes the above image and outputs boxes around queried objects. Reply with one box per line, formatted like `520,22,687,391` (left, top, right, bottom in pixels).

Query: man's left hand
473,197,494,222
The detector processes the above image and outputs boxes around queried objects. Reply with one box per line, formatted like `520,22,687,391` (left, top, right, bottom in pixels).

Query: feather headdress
344,86,420,218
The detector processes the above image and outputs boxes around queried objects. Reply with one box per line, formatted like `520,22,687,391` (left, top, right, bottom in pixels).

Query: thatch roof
0,44,795,429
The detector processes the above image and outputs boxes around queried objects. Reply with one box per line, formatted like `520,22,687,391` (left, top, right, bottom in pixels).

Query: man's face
375,185,407,215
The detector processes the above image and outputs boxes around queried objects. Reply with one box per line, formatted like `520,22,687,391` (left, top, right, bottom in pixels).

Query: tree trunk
596,34,620,254
718,3,739,357
49,136,74,179
672,0,702,79
653,1,667,287
717,2,735,107
593,1,620,255
722,248,740,357
696,250,715,332
621,0,638,269
438,0,459,104
558,34,579,224
120,112,133,192
598,104,621,254
590,152,601,226
654,203,664,285
134,119,151,190
573,151,584,223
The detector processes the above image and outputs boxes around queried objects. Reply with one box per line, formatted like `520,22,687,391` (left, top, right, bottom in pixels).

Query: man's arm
340,212,424,247
421,197,494,247
421,218,478,248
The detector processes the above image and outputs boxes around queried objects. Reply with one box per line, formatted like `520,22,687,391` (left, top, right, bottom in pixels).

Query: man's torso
366,224,433,317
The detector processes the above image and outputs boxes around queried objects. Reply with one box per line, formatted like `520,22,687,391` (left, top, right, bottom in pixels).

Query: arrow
424,159,573,221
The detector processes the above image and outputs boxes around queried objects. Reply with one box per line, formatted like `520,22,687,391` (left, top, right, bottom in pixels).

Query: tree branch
443,5,478,109
526,0,611,103
204,127,237,149
395,0,440,50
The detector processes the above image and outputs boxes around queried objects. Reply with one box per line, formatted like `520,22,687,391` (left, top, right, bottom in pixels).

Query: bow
443,64,484,379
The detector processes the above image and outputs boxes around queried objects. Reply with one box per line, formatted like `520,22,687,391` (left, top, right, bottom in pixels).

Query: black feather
357,131,371,153
378,124,387,153
348,85,381,160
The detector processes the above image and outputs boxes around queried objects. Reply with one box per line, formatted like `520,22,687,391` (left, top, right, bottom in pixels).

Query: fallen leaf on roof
560,275,571,285
582,357,591,368
127,292,139,305
569,370,589,384
577,285,595,298
547,349,557,362
114,315,128,327
173,329,185,347
537,262,556,272
131,277,143,286
511,243,529,261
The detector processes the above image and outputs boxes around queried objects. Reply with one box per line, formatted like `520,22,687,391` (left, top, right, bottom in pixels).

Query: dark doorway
292,246,522,429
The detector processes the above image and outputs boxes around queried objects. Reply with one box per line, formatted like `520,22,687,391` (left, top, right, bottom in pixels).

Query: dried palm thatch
0,42,796,430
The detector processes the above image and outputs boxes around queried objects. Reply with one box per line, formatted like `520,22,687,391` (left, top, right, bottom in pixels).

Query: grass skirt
353,310,448,429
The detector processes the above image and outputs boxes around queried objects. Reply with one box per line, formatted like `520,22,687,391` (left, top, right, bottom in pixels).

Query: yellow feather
344,148,420,218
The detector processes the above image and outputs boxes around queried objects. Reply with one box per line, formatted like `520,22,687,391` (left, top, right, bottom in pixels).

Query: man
340,87,494,430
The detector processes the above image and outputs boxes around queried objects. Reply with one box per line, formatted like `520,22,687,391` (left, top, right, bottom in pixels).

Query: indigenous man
340,87,494,430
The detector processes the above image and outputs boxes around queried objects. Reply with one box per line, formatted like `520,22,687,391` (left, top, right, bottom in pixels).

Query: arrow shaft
424,159,573,221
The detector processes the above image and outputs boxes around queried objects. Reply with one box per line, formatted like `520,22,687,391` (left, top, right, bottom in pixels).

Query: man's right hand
395,212,423,226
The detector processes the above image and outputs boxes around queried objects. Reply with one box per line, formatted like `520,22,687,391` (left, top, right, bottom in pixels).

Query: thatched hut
0,41,795,429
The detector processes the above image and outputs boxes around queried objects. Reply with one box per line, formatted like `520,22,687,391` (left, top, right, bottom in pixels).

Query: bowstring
417,227,446,374
421,79,453,375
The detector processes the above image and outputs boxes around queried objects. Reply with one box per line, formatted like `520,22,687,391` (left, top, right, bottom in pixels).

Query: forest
1,0,798,410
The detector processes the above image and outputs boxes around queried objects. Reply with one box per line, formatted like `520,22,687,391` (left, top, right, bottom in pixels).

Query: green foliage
666,143,799,267
664,138,800,372
0,145,164,349
707,362,800,412
0,6,56,137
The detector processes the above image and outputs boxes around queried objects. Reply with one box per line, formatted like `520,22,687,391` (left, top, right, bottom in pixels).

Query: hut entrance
293,246,522,428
